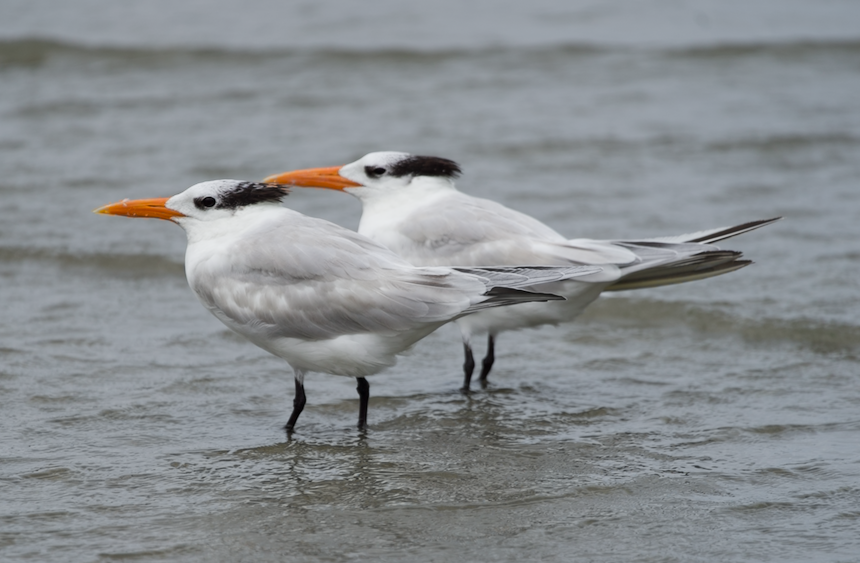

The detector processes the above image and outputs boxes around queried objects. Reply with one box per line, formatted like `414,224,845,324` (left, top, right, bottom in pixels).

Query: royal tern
95,180,601,431
265,152,780,390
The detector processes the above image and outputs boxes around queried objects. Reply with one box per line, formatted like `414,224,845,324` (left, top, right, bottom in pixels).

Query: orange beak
263,166,362,191
93,197,185,221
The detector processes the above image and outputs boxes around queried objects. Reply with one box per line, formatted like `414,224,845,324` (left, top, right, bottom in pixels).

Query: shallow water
2,1,860,561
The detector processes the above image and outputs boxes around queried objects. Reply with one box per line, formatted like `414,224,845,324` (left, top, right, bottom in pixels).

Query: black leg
461,342,475,392
356,377,370,430
478,334,496,387
285,377,306,433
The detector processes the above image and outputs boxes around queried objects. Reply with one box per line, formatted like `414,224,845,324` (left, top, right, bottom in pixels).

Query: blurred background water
1,1,859,561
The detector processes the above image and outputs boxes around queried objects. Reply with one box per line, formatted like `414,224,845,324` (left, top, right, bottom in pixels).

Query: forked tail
605,217,780,292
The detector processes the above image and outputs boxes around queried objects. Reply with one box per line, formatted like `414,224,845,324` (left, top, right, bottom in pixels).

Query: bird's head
94,180,291,223
263,151,462,199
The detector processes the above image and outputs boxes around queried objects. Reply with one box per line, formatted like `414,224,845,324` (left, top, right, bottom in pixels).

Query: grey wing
390,193,575,266
386,194,648,268
451,264,604,312
453,265,604,288
191,217,487,340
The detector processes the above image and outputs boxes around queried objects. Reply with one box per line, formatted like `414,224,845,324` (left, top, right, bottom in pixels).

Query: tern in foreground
265,152,780,391
95,180,601,431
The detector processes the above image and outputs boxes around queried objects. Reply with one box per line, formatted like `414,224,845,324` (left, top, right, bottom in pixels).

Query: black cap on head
217,182,291,209
388,155,462,179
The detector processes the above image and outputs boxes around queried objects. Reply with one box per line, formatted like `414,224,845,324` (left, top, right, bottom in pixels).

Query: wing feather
187,212,494,340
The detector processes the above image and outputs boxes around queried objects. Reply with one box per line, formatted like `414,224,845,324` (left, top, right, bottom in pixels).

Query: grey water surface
2,1,859,561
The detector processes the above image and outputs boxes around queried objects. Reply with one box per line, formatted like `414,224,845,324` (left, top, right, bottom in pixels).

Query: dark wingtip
687,217,782,244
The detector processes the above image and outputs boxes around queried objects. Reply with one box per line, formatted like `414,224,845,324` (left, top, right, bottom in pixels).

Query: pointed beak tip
261,166,359,191
93,199,127,215
93,197,182,220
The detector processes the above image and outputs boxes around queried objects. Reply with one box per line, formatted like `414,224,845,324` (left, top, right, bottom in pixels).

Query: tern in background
95,180,600,432
265,152,779,391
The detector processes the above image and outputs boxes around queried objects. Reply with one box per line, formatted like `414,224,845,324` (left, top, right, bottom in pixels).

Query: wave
706,133,860,153
665,38,860,59
582,297,860,356
484,132,860,159
0,37,502,69
0,245,183,277
0,38,285,69
3,36,859,69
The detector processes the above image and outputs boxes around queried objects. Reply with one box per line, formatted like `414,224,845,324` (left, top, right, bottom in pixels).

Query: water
2,1,860,561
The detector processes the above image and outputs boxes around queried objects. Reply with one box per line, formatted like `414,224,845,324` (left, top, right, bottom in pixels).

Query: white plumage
95,179,599,431
265,151,779,390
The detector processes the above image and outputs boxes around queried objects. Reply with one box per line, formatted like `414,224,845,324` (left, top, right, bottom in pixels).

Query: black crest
388,155,462,179
217,182,290,209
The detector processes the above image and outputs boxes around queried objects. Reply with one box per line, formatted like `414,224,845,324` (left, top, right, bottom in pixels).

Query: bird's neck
181,204,285,245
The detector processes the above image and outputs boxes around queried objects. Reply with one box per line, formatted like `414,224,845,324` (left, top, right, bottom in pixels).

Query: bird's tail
604,217,780,292
456,265,602,311
637,217,781,245
606,249,750,291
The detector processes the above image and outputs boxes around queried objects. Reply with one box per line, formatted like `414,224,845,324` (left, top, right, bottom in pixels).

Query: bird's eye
365,166,386,179
194,196,218,209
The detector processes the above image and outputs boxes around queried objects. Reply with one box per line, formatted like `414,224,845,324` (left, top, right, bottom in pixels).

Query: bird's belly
241,326,443,378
